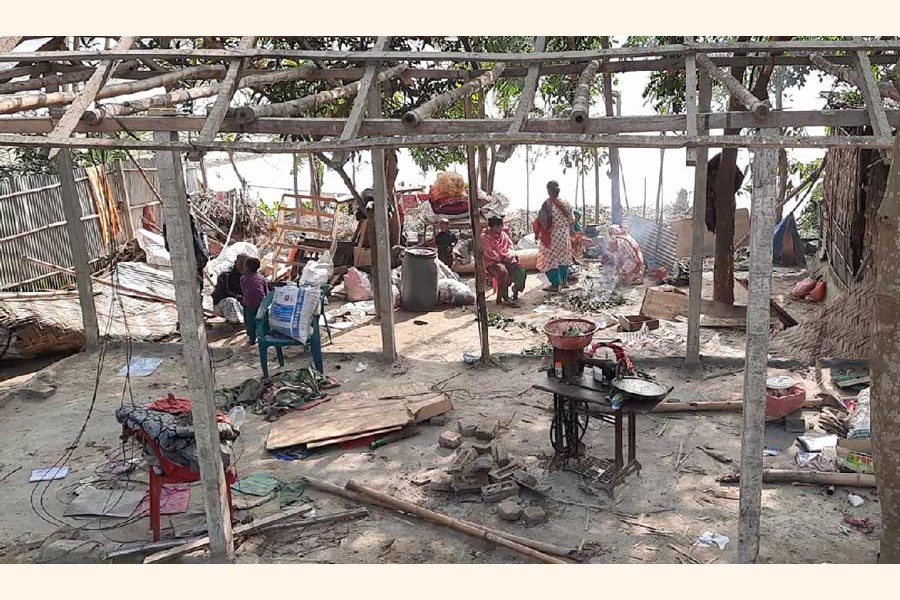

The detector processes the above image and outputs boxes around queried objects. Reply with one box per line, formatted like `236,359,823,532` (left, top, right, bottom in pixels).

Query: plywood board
306,426,403,449
639,286,749,321
266,390,451,450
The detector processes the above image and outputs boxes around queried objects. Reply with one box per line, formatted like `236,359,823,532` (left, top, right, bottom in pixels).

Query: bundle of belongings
216,367,339,422
115,394,239,472
422,172,511,225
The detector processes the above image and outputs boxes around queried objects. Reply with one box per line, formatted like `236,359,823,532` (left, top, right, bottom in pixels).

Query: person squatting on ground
482,216,525,308
534,180,575,293
212,254,247,324
240,257,268,345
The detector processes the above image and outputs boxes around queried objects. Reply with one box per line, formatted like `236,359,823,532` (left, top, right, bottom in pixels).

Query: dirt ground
0,267,879,563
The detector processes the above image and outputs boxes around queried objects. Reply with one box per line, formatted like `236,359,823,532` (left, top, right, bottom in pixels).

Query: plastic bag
438,279,475,306
805,280,827,302
848,387,871,439
135,228,171,267
268,283,321,343
300,251,334,286
345,267,374,302
435,258,459,281
791,277,817,300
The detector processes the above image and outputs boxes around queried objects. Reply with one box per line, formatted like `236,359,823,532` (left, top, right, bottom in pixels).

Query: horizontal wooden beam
0,109,896,138
0,131,890,154
1,39,898,65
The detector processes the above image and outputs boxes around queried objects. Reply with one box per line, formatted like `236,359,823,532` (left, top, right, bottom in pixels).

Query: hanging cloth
85,165,121,246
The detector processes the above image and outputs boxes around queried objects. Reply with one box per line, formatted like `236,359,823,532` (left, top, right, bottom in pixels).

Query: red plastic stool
125,427,237,541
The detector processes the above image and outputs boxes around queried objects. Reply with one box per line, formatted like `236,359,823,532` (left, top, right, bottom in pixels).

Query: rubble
481,481,519,503
438,431,462,449
489,462,523,483
429,415,448,426
466,456,494,474
475,420,499,441
457,419,478,437
473,441,492,455
497,500,523,521
523,506,547,527
429,474,452,492
447,447,478,474
491,443,510,467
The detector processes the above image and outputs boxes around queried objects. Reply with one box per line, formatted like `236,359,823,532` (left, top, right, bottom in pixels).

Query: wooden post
872,126,900,562
525,145,531,225
737,129,778,564
684,41,699,166
594,148,600,223
686,71,711,368
850,38,893,164
367,83,397,363
56,149,99,350
465,96,491,363
153,130,234,562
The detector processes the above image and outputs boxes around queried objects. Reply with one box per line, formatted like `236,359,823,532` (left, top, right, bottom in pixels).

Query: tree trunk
873,128,900,563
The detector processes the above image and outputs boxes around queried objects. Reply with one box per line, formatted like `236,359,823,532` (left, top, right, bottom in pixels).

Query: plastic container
401,247,438,312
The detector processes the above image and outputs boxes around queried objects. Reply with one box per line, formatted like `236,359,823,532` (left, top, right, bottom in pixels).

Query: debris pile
429,418,552,528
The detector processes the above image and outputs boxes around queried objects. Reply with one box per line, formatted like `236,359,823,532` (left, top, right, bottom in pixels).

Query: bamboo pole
0,60,140,95
571,60,600,124
652,399,825,413
722,470,877,488
809,53,900,103
696,52,770,119
403,63,506,126
345,480,565,564
233,63,409,124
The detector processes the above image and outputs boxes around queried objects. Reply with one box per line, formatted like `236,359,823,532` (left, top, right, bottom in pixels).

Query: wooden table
533,370,666,496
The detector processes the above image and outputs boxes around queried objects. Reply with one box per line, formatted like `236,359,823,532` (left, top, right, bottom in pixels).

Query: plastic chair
256,288,325,378
124,427,237,541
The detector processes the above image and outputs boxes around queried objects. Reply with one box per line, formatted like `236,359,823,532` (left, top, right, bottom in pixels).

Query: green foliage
0,147,128,180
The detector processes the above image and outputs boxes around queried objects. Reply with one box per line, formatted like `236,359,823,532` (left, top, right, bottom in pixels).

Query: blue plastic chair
256,289,324,378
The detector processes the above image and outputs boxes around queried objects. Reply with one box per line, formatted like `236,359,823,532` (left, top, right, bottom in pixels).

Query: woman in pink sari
534,180,574,293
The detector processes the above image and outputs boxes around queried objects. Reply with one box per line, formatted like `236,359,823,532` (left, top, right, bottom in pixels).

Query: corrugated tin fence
0,157,199,291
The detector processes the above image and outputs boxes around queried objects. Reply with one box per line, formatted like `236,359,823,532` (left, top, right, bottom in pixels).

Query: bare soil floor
0,269,879,563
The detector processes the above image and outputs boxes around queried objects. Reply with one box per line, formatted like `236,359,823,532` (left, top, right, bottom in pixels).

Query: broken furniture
271,193,344,280
256,288,325,377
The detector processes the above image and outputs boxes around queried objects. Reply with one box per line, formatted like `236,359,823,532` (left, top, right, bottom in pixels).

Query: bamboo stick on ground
720,469,876,488
345,479,565,564
301,476,577,560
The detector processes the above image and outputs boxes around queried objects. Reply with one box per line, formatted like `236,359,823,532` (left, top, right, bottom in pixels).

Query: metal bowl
611,376,670,402
543,318,599,351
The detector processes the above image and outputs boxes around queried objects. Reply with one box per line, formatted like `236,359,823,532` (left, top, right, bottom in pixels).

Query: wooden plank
369,79,397,363
496,36,546,162
850,38,893,163
1,109,898,138
0,131,894,154
154,129,233,562
195,36,256,148
306,426,402,449
734,277,798,328
737,130,778,564
4,40,900,66
143,505,318,563
686,69,711,367
333,36,391,164
55,150,99,350
46,37,136,159
277,224,333,235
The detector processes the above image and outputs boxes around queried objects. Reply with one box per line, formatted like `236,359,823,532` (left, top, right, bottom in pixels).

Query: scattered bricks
497,500,523,521
473,441,492,455
452,474,488,494
491,442,510,467
481,481,520,503
475,420,499,441
438,430,462,449
429,474,452,492
458,419,478,437
512,470,552,495
466,456,494,475
429,415,448,426
447,447,478,474
488,461,523,483
522,506,547,527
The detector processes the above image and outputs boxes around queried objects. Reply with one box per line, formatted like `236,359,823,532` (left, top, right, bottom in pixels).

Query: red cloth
430,195,470,215
148,395,229,424
481,227,515,269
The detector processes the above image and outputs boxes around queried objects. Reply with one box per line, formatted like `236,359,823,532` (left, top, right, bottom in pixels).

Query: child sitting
240,257,268,345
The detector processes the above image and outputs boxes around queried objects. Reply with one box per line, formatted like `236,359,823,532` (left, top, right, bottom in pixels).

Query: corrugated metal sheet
623,214,678,270
0,159,199,292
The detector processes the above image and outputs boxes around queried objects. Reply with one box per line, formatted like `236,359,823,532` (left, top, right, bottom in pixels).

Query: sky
5,37,834,214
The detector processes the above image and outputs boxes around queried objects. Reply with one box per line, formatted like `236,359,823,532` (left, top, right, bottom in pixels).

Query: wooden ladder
271,194,341,281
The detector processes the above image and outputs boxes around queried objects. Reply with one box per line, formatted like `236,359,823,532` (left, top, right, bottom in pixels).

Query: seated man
211,254,247,325
481,216,525,308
